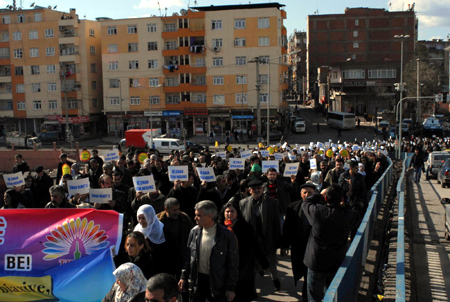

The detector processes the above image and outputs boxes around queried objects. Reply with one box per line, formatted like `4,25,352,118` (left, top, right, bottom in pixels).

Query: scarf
134,205,166,244
113,263,147,302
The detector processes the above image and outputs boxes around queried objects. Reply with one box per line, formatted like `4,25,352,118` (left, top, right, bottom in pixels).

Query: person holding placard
45,185,75,208
113,170,131,196
94,175,129,215
88,158,102,189
167,174,198,221
56,153,73,184
89,149,104,170
132,188,166,216
198,175,233,211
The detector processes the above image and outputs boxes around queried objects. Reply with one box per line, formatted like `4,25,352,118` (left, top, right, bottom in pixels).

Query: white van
152,138,185,154
294,121,306,133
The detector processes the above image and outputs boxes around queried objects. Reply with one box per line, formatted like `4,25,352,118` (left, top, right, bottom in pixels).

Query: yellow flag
80,150,91,162
138,152,148,164
62,163,71,176
215,141,219,148
227,145,233,152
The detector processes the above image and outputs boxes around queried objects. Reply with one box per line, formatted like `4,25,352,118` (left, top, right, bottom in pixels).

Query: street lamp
394,34,410,147
117,79,123,137
139,83,162,148
240,75,244,142
266,50,300,145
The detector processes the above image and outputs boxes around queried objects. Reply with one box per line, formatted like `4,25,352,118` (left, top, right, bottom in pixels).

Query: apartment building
307,7,416,115
287,30,307,101
0,6,103,138
101,3,288,137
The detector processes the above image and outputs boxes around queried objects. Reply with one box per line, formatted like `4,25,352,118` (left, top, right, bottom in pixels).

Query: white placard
216,151,226,159
288,153,296,161
317,142,324,148
274,153,283,161
262,160,279,173
282,142,288,149
325,142,330,147
310,158,317,170
344,163,350,170
133,175,157,193
196,167,216,182
168,165,189,181
67,178,90,196
4,172,25,188
352,145,360,151
229,158,245,170
101,150,119,162
283,162,299,177
260,150,270,157
89,188,113,204
240,150,252,159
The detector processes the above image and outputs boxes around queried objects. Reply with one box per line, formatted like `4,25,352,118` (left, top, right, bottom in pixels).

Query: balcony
0,100,13,114
59,18,78,28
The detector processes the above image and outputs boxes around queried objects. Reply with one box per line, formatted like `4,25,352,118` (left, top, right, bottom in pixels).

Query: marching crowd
1,138,394,302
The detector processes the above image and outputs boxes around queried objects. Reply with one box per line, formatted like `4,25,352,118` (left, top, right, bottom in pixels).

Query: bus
326,111,356,129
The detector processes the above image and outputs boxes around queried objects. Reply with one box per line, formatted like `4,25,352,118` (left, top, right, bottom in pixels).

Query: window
260,93,268,103
16,84,24,93
149,78,159,87
150,96,160,105
166,77,178,86
259,56,270,64
353,42,359,48
15,66,23,75
355,19,359,26
235,56,246,66
49,100,57,109
92,81,97,90
2,16,10,24
195,94,206,103
213,76,224,85
195,58,206,67
92,98,98,107
14,49,23,58
166,95,180,104
234,18,246,29
236,75,247,84
234,38,246,47
368,69,396,79
29,31,38,39
30,48,39,57
259,74,268,84
108,44,118,53
48,83,57,91
108,61,118,70
148,42,157,51
47,65,56,74
235,93,247,104
258,17,270,28
164,23,176,32
17,14,25,23
45,29,54,38
147,23,157,32
128,43,138,52
213,94,225,105
351,54,357,60
110,97,120,105
31,65,40,75
212,57,223,67
89,29,95,37
13,31,21,40
180,73,190,84
46,47,55,56
91,63,96,73
17,102,25,110
1,32,8,41
259,37,270,46
212,20,222,30
342,69,365,79
127,25,137,34
34,13,42,22
148,60,158,69
107,27,117,35
129,60,139,69
130,96,140,105
109,79,120,88
68,99,78,109
212,39,222,48
33,101,42,110
90,46,95,55
165,41,177,50
32,83,41,92
353,31,358,38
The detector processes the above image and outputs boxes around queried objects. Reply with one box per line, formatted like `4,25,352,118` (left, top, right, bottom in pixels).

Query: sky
5,0,449,40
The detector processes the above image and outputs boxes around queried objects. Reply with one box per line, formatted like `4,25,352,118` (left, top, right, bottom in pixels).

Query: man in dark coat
166,174,198,221
409,147,425,183
56,153,73,183
12,154,30,174
34,165,54,208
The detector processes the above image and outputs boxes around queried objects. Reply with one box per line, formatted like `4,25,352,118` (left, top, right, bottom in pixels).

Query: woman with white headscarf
102,262,146,302
134,204,181,276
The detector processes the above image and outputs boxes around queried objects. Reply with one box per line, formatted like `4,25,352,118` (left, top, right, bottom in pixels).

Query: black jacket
34,172,54,208
12,162,30,174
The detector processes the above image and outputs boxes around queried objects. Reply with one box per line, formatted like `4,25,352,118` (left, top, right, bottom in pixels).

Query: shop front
144,111,163,135
163,110,183,138
184,109,208,135
209,112,230,136
259,109,282,133
231,111,254,134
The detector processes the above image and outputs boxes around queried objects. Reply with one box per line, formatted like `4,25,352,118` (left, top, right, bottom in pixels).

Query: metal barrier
324,157,393,302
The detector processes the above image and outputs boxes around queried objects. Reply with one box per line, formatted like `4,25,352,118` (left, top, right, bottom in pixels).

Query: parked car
425,151,450,180
437,158,450,188
293,121,306,133
185,141,205,153
38,131,63,143
377,121,390,134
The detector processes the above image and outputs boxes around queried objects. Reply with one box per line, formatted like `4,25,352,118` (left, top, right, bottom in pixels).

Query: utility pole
255,58,261,137
61,69,70,145
417,58,421,124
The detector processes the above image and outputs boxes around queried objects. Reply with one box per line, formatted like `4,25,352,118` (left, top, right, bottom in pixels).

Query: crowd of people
1,138,393,302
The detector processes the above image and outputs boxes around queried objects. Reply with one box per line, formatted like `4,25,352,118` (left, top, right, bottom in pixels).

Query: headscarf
134,205,166,244
112,263,147,302
310,171,323,191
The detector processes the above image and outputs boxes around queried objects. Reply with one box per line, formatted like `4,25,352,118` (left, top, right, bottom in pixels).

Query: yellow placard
227,145,233,152
138,152,148,164
0,275,57,301
267,147,274,154
215,141,219,148
326,149,334,158
340,149,349,157
258,143,264,148
274,146,279,152
80,150,91,162
62,163,71,176
318,149,324,155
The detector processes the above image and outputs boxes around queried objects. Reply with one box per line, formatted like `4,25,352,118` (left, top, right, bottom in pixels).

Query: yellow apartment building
101,3,288,137
0,6,102,139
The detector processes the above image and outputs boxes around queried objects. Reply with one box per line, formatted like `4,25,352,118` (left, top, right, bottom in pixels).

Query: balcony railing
166,98,180,104
60,49,79,56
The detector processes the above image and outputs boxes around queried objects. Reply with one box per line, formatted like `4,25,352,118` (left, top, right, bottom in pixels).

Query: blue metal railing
324,156,393,302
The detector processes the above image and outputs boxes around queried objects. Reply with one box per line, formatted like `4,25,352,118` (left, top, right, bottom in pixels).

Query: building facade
0,6,103,138
287,30,307,102
101,3,288,137
307,7,417,116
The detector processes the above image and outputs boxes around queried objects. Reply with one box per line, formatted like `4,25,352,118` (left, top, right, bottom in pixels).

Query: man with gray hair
146,273,179,302
179,200,238,302
45,185,75,208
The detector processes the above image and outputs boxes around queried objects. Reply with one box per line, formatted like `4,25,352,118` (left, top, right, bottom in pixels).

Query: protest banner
240,150,252,159
196,167,216,182
260,150,270,157
101,149,119,162
229,158,245,170
133,175,157,193
90,188,113,204
274,153,283,161
67,178,90,196
283,162,299,177
168,166,189,181
216,151,226,159
262,160,279,173
4,172,25,188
